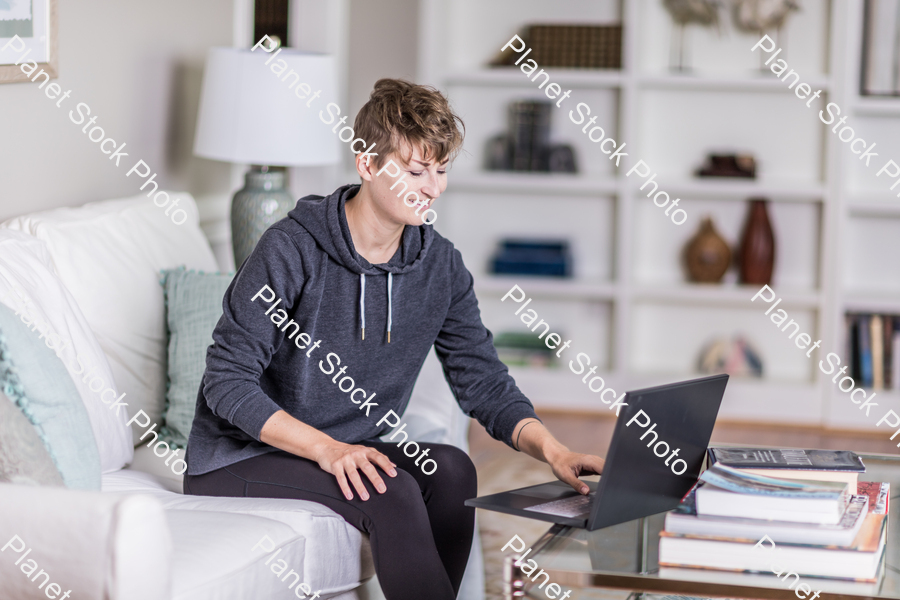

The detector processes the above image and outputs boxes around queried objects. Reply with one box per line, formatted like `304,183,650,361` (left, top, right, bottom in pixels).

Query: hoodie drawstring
387,273,393,343
359,273,393,343
359,274,366,340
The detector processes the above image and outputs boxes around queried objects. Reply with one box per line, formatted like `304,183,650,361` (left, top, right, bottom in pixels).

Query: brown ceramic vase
738,198,776,285
684,217,731,283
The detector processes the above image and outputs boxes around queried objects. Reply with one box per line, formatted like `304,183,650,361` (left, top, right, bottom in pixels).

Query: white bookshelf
418,0,899,431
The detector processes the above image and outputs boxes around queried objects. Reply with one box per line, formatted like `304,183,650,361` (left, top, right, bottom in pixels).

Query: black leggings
183,442,477,600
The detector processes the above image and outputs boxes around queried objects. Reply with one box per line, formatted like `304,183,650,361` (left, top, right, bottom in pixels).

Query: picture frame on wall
0,0,58,84
861,0,900,96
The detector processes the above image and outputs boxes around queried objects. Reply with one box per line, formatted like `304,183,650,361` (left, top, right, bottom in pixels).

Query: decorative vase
738,198,776,285
231,167,295,268
684,216,731,283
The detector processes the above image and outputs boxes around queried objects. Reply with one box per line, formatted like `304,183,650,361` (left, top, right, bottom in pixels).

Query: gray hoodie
185,184,538,475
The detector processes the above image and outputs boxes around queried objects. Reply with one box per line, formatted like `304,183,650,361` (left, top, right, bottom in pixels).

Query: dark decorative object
491,240,572,278
491,24,622,69
683,217,731,283
738,198,776,285
663,0,721,72
254,0,290,49
696,153,756,178
231,166,295,268
548,145,578,173
511,101,552,171
698,335,764,378
485,101,578,173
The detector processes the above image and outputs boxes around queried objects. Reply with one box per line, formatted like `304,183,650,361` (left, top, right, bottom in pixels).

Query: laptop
465,374,729,531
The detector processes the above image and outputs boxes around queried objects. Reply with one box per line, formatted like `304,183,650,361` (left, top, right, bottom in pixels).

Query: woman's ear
356,152,377,182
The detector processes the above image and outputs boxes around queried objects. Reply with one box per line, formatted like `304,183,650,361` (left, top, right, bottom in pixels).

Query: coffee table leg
636,516,649,575
503,554,527,599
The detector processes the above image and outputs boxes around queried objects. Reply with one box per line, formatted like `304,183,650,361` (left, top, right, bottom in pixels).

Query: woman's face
356,141,448,227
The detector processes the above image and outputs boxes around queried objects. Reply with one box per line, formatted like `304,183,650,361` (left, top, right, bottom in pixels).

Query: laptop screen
587,374,728,531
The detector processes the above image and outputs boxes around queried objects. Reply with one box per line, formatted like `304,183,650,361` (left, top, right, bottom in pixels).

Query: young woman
184,78,605,600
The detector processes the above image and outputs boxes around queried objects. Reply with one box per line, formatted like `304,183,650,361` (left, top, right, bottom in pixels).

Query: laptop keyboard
524,492,596,518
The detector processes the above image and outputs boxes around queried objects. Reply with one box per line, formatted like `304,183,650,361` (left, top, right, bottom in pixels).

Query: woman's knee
425,445,477,490
380,468,424,505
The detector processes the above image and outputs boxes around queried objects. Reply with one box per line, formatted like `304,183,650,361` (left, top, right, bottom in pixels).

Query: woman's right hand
314,441,398,501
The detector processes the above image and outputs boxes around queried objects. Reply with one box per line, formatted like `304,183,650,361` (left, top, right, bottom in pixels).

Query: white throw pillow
0,230,133,472
2,193,219,442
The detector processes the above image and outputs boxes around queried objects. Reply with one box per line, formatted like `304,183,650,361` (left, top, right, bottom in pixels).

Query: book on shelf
659,482,889,582
696,464,851,524
848,312,900,390
707,447,864,494
872,315,884,389
860,314,873,387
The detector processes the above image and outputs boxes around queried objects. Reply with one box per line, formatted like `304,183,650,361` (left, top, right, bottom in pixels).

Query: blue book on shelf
859,314,873,387
491,239,571,278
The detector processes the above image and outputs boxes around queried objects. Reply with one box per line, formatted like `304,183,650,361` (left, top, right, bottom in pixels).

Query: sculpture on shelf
698,335,764,378
663,0,721,72
684,216,732,283
732,0,800,71
738,198,776,285
732,0,799,32
696,153,757,178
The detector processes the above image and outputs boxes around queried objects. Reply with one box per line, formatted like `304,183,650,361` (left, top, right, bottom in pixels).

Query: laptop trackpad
510,481,576,500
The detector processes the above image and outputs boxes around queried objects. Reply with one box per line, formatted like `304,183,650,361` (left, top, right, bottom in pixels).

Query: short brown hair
353,78,465,170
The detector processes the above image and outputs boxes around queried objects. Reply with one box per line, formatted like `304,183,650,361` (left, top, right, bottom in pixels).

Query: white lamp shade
193,47,340,166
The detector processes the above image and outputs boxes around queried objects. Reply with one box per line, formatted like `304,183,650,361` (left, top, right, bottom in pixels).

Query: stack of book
846,313,900,390
659,448,888,582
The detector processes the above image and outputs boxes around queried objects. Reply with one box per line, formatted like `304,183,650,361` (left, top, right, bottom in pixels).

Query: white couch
0,192,484,600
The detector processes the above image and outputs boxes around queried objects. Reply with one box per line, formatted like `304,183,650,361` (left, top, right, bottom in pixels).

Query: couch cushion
0,390,65,487
0,304,101,489
103,470,374,597
160,268,234,447
166,509,310,600
0,230,132,473
2,193,219,440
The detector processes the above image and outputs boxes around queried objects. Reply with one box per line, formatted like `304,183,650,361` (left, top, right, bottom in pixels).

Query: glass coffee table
504,451,900,600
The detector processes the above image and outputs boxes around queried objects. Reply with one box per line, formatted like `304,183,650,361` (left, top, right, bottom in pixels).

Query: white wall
347,0,419,119
0,0,233,221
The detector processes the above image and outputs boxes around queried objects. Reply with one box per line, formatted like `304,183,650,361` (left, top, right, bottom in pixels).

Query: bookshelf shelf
445,69,624,89
845,198,900,217
450,172,619,196
843,293,900,314
631,284,822,309
475,275,616,301
644,179,826,203
852,98,900,116
637,73,831,93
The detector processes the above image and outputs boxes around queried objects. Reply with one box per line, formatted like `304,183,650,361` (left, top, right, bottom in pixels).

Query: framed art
0,0,58,84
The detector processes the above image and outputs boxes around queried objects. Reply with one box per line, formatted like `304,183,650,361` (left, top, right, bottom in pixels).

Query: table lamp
194,46,339,267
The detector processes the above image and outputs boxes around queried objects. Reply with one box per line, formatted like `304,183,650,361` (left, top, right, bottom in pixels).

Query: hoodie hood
288,183,433,276
288,183,434,342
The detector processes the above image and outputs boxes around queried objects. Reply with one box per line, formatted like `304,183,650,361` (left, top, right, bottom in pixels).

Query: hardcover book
696,464,851,524
708,448,865,471
707,447,864,494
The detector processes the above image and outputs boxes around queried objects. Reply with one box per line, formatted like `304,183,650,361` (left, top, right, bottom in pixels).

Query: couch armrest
0,482,172,600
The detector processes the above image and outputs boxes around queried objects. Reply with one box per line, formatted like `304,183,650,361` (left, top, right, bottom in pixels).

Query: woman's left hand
546,450,605,495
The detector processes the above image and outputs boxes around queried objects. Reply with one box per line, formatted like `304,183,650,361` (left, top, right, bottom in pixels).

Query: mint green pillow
160,268,234,447
0,303,101,490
